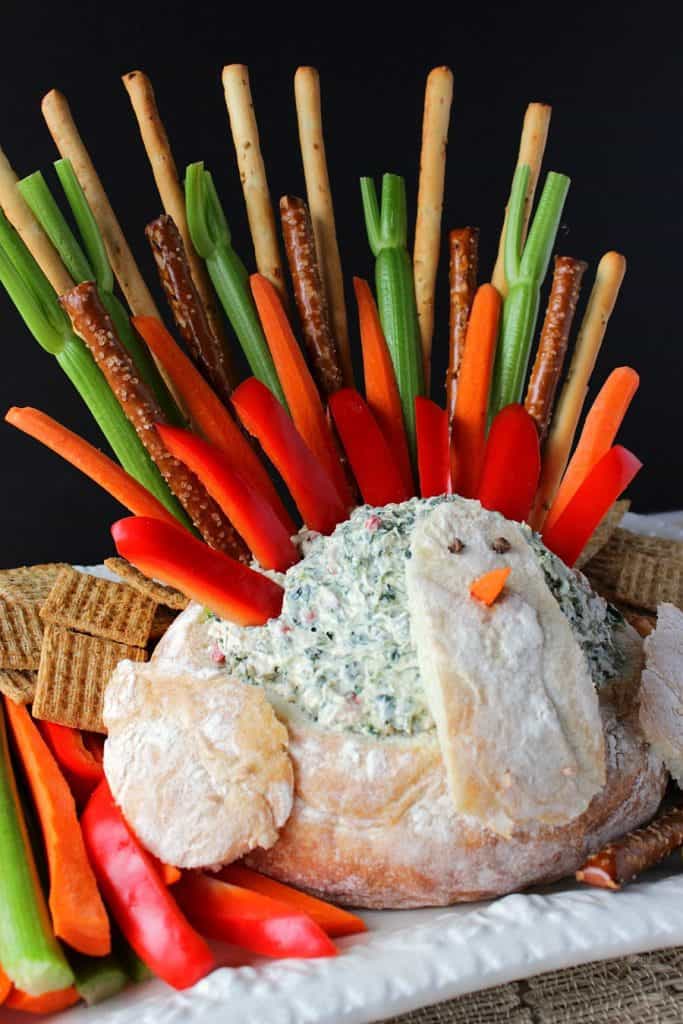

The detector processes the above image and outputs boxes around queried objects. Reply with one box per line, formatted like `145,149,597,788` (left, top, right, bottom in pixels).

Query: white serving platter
1,511,680,1024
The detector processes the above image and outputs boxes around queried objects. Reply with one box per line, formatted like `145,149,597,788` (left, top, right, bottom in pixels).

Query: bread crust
153,605,666,908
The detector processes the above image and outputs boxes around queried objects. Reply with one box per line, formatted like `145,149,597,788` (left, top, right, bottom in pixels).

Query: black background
0,0,680,567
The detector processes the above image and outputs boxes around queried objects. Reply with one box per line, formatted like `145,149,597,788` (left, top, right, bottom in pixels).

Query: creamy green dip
209,497,623,738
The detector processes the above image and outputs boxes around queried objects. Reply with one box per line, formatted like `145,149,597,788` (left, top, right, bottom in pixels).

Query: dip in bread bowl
109,496,666,908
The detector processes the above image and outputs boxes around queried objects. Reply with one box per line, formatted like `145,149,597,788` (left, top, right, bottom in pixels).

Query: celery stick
19,171,94,284
360,174,423,462
185,162,286,405
54,158,113,293
0,705,74,996
69,951,128,1006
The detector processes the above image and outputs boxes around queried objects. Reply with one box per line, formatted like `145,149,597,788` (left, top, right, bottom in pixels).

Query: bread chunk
639,603,683,785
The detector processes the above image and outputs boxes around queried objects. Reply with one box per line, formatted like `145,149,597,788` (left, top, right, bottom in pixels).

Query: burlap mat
384,947,683,1022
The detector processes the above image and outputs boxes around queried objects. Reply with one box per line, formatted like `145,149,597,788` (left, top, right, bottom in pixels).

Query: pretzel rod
222,65,286,302
525,255,587,439
280,196,342,396
294,66,353,386
414,66,454,384
122,70,232,367
146,215,235,405
577,804,683,890
529,251,626,530
491,102,552,296
60,282,247,559
445,227,479,420
0,145,73,294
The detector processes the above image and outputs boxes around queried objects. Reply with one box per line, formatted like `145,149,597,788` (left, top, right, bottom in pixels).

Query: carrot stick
250,274,352,508
354,277,414,494
4,700,110,957
450,284,502,498
5,407,178,526
543,366,639,532
5,985,80,1014
132,316,293,532
0,965,11,1004
470,567,511,606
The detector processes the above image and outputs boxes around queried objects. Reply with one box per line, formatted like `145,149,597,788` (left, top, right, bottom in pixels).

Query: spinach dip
209,497,623,738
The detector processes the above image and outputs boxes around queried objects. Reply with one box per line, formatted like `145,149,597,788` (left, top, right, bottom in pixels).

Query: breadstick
414,66,454,384
222,65,286,302
146,215,235,405
446,227,479,420
60,282,247,560
0,145,73,294
525,255,587,439
491,103,552,296
280,196,342,396
529,251,626,530
577,803,683,890
121,70,231,362
294,66,353,386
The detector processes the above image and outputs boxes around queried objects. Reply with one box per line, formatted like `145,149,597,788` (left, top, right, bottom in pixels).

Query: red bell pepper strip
218,865,367,938
111,516,284,626
415,397,451,498
542,445,642,567
477,404,541,523
232,378,347,535
157,425,299,573
329,389,411,507
175,872,337,960
81,781,214,990
38,722,103,806
5,985,80,1014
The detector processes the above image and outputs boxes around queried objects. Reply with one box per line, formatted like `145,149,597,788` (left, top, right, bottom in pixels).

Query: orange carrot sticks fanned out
4,699,110,957
250,273,353,508
544,366,640,532
5,407,178,526
5,985,80,1014
354,277,414,494
450,284,502,498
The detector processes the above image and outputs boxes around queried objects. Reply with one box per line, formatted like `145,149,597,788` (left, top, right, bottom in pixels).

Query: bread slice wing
406,500,606,836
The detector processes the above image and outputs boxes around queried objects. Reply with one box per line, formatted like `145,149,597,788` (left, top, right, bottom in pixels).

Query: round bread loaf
153,605,666,908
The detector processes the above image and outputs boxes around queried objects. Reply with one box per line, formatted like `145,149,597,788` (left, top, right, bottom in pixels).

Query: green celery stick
0,209,188,524
68,951,128,1006
0,704,74,996
185,161,286,405
489,166,570,417
54,158,113,292
18,171,94,284
360,173,423,462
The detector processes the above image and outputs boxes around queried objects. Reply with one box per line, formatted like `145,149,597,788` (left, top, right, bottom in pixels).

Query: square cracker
0,563,69,608
33,624,147,733
41,566,156,648
585,529,683,614
103,558,190,611
0,598,43,669
0,669,36,705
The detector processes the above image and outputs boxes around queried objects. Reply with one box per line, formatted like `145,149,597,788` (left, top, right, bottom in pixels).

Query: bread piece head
406,500,606,836
103,660,294,868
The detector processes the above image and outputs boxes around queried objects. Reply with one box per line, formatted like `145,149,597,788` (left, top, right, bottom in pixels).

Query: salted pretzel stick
0,145,73,294
529,251,626,530
280,196,342,396
577,804,683,890
294,67,353,387
414,66,454,383
446,227,479,420
222,65,286,302
60,282,247,560
491,103,552,296
146,215,235,405
525,255,587,440
122,70,232,367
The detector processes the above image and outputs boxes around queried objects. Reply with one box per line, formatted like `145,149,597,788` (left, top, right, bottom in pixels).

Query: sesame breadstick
491,102,552,296
414,66,454,384
294,66,353,386
529,251,626,530
222,65,286,303
122,70,232,368
0,145,73,294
